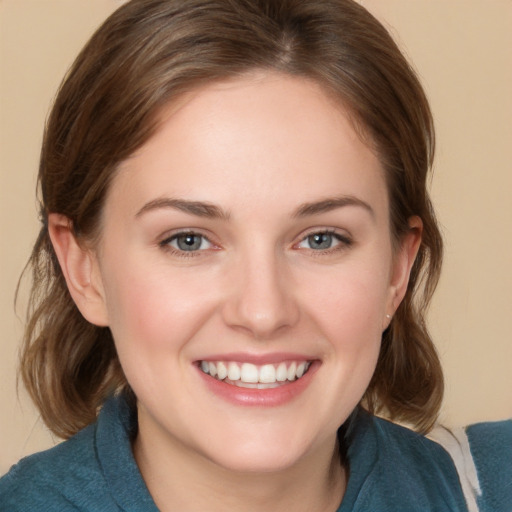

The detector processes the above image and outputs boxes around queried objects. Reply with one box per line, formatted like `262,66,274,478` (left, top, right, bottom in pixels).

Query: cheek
293,265,388,429
301,262,389,396
99,263,216,399
101,258,218,352
304,263,391,339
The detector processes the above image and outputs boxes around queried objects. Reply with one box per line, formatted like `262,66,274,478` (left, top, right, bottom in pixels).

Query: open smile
199,360,312,388
196,358,318,406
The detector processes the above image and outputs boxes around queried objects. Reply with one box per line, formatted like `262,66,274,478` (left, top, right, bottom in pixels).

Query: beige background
1,0,511,474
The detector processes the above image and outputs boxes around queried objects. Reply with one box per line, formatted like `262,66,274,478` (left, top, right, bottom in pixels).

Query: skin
49,72,421,512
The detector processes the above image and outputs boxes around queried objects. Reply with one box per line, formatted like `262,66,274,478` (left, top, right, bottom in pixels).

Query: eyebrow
135,198,230,220
293,196,375,219
135,195,374,221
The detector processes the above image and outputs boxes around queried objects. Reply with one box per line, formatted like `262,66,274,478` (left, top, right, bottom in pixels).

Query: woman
1,0,510,510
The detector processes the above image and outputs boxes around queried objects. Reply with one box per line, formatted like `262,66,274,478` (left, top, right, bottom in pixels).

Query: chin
197,423,328,475
207,444,309,475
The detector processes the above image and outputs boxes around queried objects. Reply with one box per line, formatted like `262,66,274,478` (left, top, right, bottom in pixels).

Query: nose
221,249,300,339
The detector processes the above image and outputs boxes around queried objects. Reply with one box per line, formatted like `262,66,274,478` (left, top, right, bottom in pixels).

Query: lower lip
196,362,319,407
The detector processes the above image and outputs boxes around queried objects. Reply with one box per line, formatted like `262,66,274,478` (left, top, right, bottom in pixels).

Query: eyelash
295,229,353,255
159,231,216,258
158,229,353,258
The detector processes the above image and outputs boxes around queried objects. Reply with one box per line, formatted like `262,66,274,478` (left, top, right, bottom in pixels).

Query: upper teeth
200,361,311,384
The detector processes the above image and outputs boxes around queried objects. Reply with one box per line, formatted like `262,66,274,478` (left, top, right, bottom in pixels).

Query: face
87,73,416,474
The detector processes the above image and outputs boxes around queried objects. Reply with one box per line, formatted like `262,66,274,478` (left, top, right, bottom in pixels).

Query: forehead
109,72,388,220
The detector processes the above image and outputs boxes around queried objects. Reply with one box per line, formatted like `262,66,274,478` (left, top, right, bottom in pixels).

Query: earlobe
48,213,109,327
385,216,423,322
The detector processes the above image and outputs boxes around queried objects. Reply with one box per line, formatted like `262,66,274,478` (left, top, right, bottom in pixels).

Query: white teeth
217,361,228,380
200,360,311,385
287,362,297,381
234,381,280,389
240,363,259,383
227,362,241,381
276,362,288,382
259,364,276,383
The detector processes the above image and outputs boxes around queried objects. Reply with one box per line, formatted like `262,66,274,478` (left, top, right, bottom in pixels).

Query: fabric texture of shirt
1,393,511,511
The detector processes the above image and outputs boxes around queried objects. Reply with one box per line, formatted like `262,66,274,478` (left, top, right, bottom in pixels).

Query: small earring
386,314,391,319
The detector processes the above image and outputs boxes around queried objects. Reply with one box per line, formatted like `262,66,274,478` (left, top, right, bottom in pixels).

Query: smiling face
68,72,418,475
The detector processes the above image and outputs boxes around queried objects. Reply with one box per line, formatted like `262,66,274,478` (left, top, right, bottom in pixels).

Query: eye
297,231,351,251
162,232,213,252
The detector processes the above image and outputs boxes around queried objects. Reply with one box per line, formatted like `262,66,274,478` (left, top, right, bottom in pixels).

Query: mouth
199,360,313,389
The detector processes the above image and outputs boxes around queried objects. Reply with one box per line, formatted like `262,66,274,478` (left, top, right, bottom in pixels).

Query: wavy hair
20,0,443,437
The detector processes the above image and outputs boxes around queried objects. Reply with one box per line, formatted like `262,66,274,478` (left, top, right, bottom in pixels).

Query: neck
134,415,345,512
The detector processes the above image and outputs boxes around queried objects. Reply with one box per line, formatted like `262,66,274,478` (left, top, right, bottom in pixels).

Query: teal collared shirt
1,394,511,511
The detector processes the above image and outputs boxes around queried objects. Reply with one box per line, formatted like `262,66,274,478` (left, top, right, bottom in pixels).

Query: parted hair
20,0,443,438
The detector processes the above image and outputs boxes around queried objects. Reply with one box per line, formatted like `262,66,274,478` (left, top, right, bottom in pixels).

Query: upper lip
196,352,316,365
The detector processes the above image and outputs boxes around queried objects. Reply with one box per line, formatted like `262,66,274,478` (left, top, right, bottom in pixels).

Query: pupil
310,233,332,249
177,234,201,251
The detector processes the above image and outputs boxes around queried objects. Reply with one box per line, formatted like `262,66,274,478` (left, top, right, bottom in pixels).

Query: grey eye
303,232,337,250
169,233,211,251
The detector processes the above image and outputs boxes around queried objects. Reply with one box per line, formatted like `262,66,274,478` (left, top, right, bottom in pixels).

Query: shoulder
466,419,512,512
0,424,116,511
371,415,467,490
341,411,468,511
0,394,156,512
427,418,512,512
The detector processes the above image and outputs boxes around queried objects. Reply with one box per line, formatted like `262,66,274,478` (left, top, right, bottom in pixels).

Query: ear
384,216,423,328
48,213,109,327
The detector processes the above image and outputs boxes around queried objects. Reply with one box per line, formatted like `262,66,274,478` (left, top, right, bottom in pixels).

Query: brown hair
20,0,443,438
